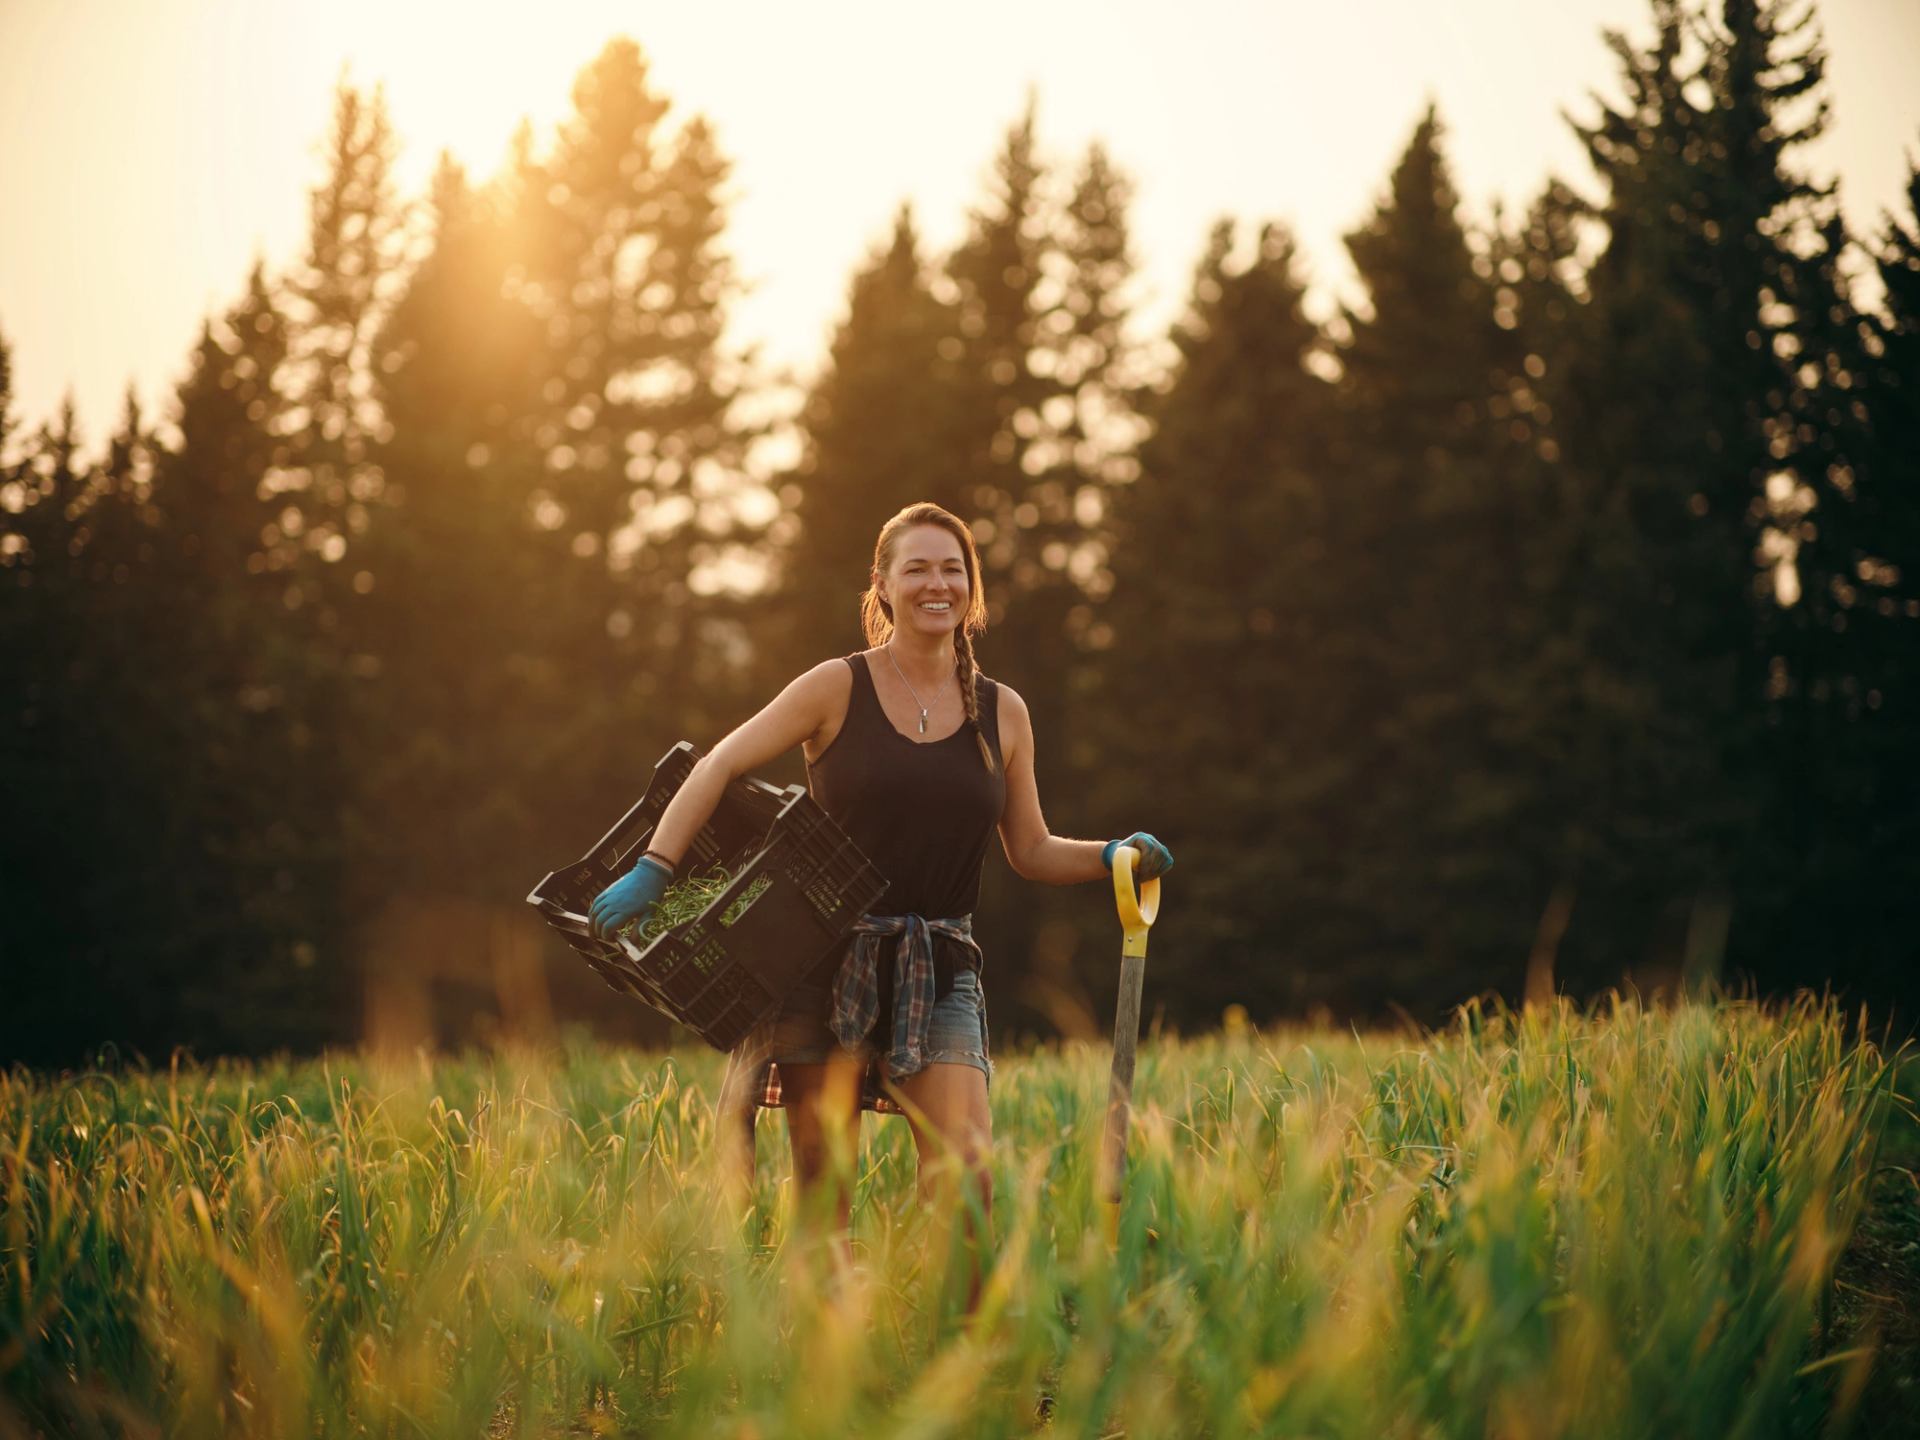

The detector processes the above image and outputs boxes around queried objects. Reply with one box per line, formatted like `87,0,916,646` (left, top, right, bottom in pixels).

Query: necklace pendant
918,710,928,735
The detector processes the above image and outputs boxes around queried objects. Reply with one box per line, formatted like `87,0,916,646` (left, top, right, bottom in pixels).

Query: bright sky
2,0,1917,449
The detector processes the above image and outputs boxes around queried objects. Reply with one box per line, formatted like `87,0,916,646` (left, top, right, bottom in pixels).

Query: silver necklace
883,641,955,735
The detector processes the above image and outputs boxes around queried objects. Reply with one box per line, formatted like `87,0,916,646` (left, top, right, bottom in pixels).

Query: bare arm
996,683,1110,885
643,660,849,870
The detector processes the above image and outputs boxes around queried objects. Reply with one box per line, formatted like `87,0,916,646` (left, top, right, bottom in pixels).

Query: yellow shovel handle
1112,845,1161,959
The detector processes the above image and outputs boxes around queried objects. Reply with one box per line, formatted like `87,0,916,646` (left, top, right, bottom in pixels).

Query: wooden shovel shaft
1100,845,1160,1230
1101,945,1148,1205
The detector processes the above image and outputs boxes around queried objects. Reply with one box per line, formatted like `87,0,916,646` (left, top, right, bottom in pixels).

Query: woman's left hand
1102,832,1174,881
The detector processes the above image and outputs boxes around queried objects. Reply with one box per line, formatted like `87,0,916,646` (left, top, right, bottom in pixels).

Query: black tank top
806,652,1005,988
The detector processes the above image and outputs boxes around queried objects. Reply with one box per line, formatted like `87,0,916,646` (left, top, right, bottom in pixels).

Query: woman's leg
891,1062,994,1312
776,1056,866,1237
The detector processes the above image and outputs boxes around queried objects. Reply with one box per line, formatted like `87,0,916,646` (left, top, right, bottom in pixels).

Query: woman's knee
965,1154,993,1214
898,1067,991,1182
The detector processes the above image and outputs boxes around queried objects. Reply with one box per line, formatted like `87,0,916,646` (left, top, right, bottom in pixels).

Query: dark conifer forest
5,1,1916,1066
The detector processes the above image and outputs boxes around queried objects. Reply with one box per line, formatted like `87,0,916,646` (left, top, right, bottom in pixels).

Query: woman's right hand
589,856,674,939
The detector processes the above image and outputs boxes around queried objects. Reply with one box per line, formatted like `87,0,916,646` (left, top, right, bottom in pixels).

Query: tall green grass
2,993,1907,1438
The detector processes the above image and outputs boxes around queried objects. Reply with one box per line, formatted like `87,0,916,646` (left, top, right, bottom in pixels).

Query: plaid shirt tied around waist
833,913,984,1078
717,912,986,1118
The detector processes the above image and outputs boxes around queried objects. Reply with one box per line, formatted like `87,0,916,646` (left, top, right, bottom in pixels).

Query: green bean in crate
526,741,889,1049
619,864,775,946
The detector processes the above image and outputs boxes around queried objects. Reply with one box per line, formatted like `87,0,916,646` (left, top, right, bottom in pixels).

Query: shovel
1100,844,1162,1247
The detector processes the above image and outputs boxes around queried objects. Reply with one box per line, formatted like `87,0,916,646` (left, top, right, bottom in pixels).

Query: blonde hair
859,502,996,774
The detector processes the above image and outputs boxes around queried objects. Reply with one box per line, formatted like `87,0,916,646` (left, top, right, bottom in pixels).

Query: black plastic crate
527,741,889,1049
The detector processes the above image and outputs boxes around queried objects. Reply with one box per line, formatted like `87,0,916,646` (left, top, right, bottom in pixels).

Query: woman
587,502,1172,1294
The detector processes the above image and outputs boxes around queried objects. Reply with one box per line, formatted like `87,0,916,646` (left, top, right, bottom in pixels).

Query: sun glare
294,7,599,187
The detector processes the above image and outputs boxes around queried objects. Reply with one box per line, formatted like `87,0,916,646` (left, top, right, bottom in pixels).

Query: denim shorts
765,967,993,1084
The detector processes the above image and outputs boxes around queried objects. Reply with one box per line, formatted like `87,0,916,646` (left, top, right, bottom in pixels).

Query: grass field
3,993,1913,1438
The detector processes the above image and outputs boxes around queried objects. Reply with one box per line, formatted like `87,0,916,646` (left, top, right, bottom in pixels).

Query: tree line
3,0,1915,1067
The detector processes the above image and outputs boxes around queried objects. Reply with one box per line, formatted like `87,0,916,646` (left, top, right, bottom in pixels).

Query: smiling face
877,523,970,638
859,503,990,651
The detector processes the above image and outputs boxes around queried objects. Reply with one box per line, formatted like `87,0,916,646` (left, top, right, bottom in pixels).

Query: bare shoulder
996,681,1032,745
709,657,852,778
793,655,854,696
792,656,855,764
787,656,854,721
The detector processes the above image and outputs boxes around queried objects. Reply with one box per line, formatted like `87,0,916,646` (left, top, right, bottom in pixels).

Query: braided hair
858,502,997,775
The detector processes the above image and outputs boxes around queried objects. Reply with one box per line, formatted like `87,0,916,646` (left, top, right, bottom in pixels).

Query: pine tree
154,263,351,1048
939,106,1147,1001
358,152,566,898
1315,106,1551,1003
1752,154,1920,1006
1098,220,1339,1017
1472,177,1626,1003
168,264,291,585
769,204,974,695
1550,0,1849,986
1851,155,1920,1003
0,393,88,592
1867,155,1920,474
1027,140,1148,779
503,40,767,816
943,95,1054,585
0,270,328,1062
270,79,406,958
0,329,15,465
92,386,238,1049
0,392,119,1063
278,79,404,602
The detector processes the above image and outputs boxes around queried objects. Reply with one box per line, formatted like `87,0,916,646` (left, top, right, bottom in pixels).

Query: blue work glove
1102,832,1174,881
588,855,674,940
